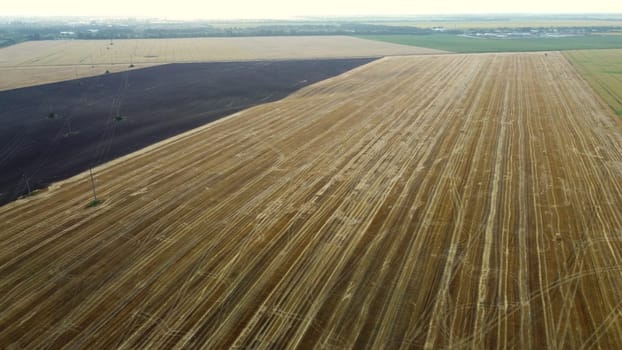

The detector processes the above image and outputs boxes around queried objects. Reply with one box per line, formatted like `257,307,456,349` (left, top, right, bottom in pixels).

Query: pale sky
3,0,622,19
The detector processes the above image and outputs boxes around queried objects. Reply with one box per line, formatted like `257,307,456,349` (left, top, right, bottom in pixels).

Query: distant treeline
1,20,621,46
141,23,447,38
0,21,454,45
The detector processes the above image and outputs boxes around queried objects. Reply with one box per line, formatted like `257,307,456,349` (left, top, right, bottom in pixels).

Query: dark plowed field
0,58,375,205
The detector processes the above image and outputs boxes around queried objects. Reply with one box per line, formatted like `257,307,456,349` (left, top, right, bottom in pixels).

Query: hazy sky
3,0,622,19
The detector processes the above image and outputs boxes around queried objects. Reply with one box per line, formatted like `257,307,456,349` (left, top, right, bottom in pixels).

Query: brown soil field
0,58,374,205
0,36,444,91
2,52,622,349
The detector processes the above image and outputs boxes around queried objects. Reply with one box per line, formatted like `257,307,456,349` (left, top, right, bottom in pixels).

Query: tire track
1,52,622,349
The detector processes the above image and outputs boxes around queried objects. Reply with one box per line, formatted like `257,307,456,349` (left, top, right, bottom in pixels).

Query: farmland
0,36,442,90
1,52,622,348
360,34,622,53
370,19,622,29
0,58,374,205
564,49,622,115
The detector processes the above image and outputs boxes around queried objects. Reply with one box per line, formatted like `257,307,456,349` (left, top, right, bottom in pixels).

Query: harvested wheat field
0,58,374,205
0,36,443,90
2,52,622,349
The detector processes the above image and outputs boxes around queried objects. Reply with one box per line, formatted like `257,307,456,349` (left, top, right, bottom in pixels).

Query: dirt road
1,52,622,349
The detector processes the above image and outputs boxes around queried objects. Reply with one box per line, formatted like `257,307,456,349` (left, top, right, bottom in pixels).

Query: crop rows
1,52,622,348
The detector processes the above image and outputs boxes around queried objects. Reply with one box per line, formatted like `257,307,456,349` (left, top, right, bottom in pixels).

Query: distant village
430,26,612,39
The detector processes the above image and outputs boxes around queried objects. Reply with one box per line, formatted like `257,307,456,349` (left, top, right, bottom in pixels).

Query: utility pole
89,167,98,202
23,174,31,196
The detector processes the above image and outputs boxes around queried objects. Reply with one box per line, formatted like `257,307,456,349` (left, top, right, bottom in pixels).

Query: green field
359,34,622,53
564,49,622,116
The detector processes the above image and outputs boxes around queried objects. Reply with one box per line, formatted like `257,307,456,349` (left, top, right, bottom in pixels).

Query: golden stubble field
0,36,444,90
1,52,622,349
